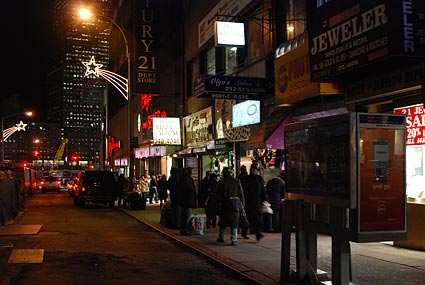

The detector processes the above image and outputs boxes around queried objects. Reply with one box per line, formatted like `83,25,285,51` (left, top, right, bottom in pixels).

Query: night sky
2,1,55,120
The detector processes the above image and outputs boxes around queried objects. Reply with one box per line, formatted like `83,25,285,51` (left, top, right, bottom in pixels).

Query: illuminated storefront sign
152,117,181,145
214,21,245,47
183,107,213,147
394,104,425,145
107,136,121,156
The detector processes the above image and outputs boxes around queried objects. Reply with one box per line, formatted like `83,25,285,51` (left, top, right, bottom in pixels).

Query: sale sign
394,104,425,145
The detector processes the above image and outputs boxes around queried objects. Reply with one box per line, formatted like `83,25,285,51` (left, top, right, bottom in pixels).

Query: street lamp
79,8,134,177
1,111,33,166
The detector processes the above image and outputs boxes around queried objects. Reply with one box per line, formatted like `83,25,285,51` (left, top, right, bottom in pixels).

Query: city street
0,192,250,285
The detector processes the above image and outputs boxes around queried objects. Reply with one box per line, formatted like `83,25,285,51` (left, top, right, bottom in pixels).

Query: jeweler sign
394,104,425,145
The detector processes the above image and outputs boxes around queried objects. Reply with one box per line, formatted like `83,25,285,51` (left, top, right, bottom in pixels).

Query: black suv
73,170,118,208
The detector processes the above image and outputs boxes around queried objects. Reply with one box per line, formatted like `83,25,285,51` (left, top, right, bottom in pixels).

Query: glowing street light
1,111,33,165
78,8,134,177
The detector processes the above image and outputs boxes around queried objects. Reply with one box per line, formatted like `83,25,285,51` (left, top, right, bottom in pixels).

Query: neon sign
107,136,121,156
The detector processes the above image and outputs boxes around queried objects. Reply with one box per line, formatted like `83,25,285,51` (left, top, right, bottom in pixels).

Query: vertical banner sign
357,113,406,233
136,0,159,94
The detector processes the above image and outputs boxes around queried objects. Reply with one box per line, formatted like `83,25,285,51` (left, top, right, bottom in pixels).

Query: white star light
81,55,129,100
15,121,27,131
82,56,103,77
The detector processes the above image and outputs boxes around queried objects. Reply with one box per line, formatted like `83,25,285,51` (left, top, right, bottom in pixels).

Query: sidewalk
121,203,425,285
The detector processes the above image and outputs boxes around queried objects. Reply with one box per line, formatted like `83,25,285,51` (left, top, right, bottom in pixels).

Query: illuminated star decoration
82,56,128,100
2,121,28,141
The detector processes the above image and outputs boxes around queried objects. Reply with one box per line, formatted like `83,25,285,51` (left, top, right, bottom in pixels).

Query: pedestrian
178,167,196,235
241,162,267,241
237,165,248,180
117,174,127,208
198,170,211,208
138,175,149,202
157,174,168,210
149,175,159,204
204,173,218,229
167,167,182,229
265,172,285,232
216,167,245,245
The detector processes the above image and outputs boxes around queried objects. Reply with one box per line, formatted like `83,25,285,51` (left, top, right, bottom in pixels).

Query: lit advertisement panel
152,117,181,145
232,100,260,127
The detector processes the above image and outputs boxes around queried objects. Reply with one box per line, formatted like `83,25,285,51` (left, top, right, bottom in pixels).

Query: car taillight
82,186,86,192
40,181,45,185
57,181,61,185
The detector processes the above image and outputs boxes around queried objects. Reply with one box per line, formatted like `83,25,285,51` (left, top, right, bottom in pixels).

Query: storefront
307,0,425,250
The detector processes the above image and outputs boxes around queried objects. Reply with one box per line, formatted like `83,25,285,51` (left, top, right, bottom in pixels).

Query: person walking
265,172,285,232
149,175,159,204
237,165,248,180
157,174,168,210
241,162,267,241
167,168,182,229
117,174,128,208
178,167,196,235
204,173,218,229
216,167,245,245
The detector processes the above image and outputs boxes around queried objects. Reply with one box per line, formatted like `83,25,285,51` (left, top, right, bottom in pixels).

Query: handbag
260,201,273,214
239,208,249,229
229,197,244,212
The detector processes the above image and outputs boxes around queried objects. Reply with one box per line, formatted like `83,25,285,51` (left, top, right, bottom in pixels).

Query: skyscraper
46,0,111,165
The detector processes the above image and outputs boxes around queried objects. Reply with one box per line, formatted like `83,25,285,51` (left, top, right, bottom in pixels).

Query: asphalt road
0,192,253,285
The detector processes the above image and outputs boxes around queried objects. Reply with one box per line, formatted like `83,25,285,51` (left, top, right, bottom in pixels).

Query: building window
206,47,216,75
224,47,237,75
190,56,200,96
247,9,273,63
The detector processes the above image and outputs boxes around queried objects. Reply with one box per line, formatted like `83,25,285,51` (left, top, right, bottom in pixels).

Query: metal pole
1,117,4,166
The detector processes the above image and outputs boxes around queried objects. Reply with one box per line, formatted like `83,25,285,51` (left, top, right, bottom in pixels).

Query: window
190,56,200,96
247,9,273,62
206,47,216,75
225,47,237,75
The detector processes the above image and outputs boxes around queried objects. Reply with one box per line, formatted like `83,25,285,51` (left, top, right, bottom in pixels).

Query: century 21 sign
394,104,425,145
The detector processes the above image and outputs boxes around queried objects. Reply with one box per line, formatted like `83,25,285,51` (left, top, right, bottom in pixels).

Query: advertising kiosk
281,112,406,284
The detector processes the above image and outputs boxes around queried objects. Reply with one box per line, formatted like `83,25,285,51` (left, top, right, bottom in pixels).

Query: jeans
180,207,192,235
218,227,238,243
149,187,158,203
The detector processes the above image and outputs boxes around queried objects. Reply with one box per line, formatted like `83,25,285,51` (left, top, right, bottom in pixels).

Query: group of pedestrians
198,163,285,246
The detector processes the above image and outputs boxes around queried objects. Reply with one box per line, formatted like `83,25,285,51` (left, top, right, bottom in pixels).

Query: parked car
73,170,118,208
39,176,62,193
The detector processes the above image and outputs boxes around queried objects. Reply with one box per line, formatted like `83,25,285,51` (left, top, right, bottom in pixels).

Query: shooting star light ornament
82,56,128,100
3,121,28,141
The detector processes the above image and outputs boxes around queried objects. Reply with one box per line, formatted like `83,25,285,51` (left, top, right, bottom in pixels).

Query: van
73,170,118,208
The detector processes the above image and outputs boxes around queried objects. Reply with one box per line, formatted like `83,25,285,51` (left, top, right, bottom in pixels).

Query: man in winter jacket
265,172,285,232
178,167,196,235
216,167,245,245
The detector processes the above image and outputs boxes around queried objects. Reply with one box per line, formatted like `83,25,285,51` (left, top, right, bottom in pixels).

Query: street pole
1,117,4,166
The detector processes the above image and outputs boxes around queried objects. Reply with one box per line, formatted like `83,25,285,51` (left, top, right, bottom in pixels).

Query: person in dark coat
178,167,196,235
216,167,245,245
264,172,285,232
204,173,218,229
167,168,182,229
157,174,168,210
237,165,248,180
241,163,267,241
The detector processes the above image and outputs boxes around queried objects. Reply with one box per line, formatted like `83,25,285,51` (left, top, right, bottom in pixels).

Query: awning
242,108,292,150
293,107,348,122
266,115,293,149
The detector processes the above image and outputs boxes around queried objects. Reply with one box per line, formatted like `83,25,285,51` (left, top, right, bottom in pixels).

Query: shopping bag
189,216,204,235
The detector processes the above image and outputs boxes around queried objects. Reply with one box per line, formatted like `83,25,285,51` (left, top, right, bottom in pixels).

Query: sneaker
256,233,264,241
231,241,238,246
216,237,225,243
